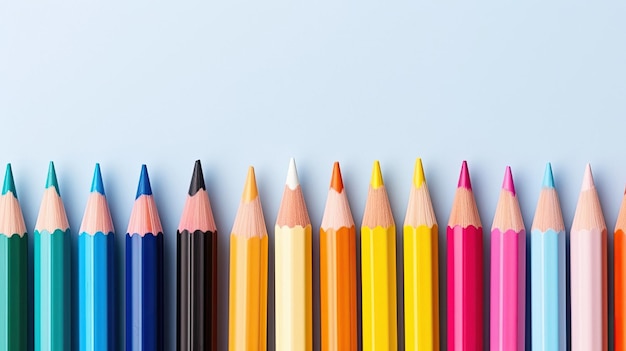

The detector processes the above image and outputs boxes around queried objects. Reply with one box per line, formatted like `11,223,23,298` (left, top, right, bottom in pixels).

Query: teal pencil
0,164,28,351
34,162,71,350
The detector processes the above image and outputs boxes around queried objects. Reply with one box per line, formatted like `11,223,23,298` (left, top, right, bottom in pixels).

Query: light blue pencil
78,164,115,351
530,163,566,350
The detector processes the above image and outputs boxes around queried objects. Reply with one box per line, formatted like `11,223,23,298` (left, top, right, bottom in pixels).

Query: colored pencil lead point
46,161,60,195
242,166,258,202
330,162,344,192
90,163,106,195
502,166,516,195
286,157,300,190
457,160,472,190
413,158,426,188
2,163,16,197
188,160,206,196
370,160,384,189
136,164,153,198
581,163,595,191
542,163,555,189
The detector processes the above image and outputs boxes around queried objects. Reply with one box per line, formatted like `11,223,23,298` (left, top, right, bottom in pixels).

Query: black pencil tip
188,160,206,196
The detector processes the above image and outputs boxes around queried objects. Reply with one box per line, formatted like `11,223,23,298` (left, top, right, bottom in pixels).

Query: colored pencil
530,163,566,351
403,158,439,350
126,165,164,351
228,167,268,351
490,166,525,351
34,161,71,350
274,158,312,351
177,160,218,350
615,185,626,351
361,160,397,350
0,164,27,351
320,162,357,351
78,164,116,351
447,160,483,350
570,164,607,350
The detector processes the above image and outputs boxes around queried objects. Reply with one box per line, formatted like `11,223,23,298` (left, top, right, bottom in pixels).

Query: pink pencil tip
581,163,595,191
457,161,472,189
502,166,516,195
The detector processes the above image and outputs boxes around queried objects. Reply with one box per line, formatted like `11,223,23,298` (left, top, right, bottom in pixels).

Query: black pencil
177,160,218,350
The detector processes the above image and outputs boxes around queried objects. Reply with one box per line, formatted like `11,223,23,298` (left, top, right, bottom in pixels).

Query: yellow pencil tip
242,166,258,202
413,158,426,188
370,160,384,189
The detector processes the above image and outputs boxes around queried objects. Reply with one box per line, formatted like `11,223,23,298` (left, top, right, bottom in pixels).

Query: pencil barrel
0,235,27,351
490,229,525,351
361,225,397,351
403,224,439,351
177,230,217,350
274,225,312,351
570,228,607,351
320,226,357,351
228,235,268,351
530,229,566,351
616,229,626,351
78,232,115,351
34,229,70,351
446,225,483,351
126,233,164,351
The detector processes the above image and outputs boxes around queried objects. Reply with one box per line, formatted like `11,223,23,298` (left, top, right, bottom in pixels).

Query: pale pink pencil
570,164,607,351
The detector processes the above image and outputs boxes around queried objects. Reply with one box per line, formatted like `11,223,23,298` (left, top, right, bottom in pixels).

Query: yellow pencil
403,158,439,350
274,158,312,351
361,160,397,350
228,167,268,351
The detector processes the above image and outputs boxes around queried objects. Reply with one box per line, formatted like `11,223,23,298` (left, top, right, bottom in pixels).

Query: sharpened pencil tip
370,160,384,189
286,157,299,190
90,163,105,195
2,163,16,197
502,166,516,195
413,158,426,188
242,166,258,202
136,164,153,198
457,160,472,189
46,161,60,195
330,162,344,192
581,163,595,191
542,163,555,189
188,160,206,196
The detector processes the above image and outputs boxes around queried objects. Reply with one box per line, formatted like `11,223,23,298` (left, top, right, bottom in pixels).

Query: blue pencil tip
542,162,555,188
136,164,152,198
91,163,105,195
46,161,60,194
2,164,17,197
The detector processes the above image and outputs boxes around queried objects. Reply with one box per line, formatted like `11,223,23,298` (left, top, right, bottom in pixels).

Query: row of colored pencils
0,159,619,350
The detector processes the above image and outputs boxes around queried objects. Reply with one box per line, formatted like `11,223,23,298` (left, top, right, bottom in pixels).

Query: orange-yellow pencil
228,167,268,351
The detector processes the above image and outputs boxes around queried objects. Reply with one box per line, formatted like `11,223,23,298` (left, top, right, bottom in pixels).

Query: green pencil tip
46,161,60,195
2,164,17,197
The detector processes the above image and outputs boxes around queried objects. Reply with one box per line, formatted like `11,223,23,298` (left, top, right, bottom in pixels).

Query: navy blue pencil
125,165,164,351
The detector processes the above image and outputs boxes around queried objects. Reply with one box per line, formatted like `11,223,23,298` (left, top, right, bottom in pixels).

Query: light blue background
2,1,625,350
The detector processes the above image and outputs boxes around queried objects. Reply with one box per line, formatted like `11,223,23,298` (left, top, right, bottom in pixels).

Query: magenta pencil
490,166,525,351
447,161,483,350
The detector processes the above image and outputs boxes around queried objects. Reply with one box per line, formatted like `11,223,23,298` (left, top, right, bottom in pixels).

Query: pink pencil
490,166,525,351
447,161,483,350
571,164,607,350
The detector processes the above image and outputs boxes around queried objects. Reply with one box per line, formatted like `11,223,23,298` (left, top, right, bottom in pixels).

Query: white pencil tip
286,157,299,189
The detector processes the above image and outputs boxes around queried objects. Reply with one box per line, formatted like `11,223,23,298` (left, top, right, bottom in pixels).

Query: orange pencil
228,167,268,351
320,162,357,351
615,187,626,351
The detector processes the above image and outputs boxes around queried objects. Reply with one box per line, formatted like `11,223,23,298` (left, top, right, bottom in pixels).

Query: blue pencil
530,163,566,350
78,164,115,351
126,165,164,351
